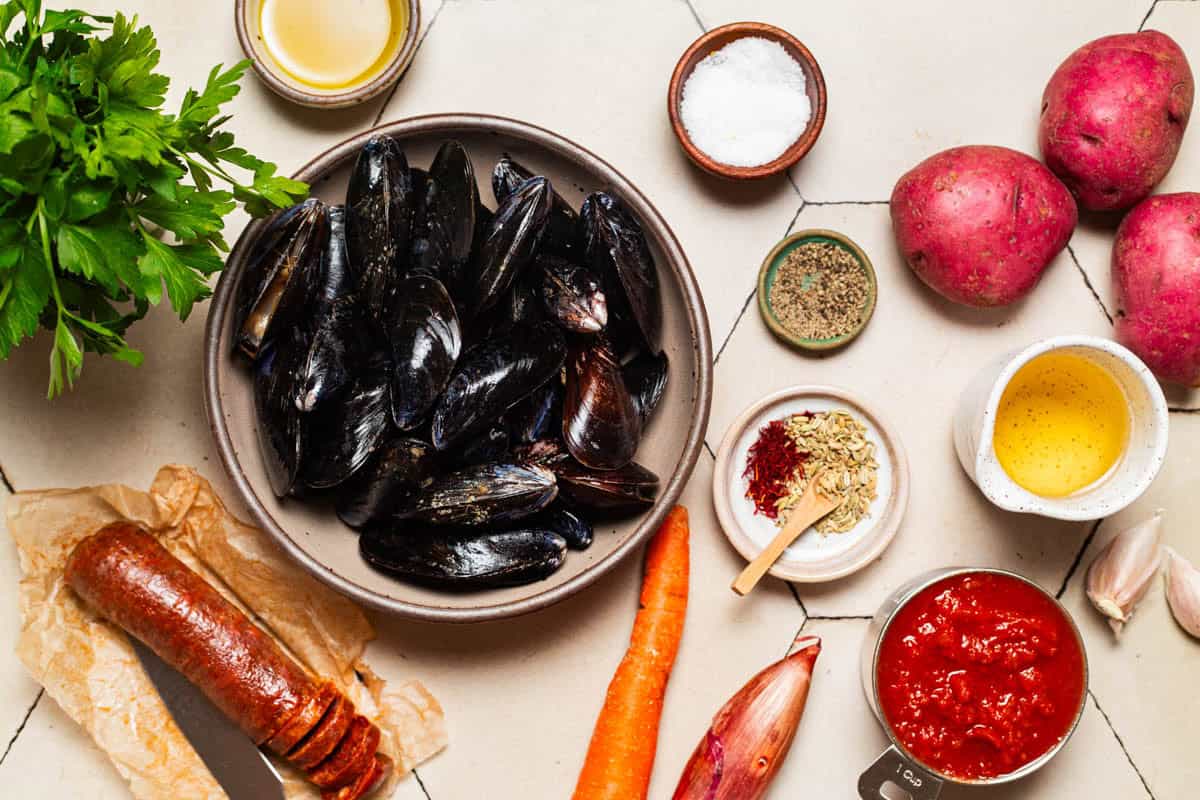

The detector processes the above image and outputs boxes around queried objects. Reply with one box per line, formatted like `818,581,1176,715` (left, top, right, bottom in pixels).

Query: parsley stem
170,146,247,194
35,203,62,315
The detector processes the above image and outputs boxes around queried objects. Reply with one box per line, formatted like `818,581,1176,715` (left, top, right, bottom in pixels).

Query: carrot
571,505,690,800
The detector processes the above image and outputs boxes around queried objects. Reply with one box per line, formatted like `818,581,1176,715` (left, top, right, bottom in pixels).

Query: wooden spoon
732,474,843,596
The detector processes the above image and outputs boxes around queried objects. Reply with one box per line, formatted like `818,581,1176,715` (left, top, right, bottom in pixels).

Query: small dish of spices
758,229,877,351
668,22,827,180
712,386,909,583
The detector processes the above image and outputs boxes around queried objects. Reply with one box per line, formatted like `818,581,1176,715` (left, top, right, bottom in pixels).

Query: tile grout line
1139,0,1160,30
787,583,808,616
682,0,707,31
805,614,873,621
713,203,806,365
412,767,433,800
804,199,889,207
0,688,43,768
1056,518,1104,598
1066,243,1114,325
371,0,448,127
1089,690,1157,799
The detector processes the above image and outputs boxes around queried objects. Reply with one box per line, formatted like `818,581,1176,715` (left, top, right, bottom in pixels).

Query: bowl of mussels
204,114,712,622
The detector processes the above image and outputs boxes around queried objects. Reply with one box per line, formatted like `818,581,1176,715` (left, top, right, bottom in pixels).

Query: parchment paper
6,464,446,800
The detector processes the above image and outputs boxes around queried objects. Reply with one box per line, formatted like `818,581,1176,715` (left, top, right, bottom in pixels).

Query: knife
131,639,287,800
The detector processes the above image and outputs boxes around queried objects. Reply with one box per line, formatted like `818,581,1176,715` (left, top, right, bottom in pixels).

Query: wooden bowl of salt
668,22,827,180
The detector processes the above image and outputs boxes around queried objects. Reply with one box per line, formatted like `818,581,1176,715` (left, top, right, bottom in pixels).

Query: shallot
672,634,820,800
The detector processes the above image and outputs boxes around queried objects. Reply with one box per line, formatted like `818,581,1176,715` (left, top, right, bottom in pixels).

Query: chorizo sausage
66,523,391,800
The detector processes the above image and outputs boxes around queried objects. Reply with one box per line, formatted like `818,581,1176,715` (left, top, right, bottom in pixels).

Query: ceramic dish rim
202,113,713,622
973,335,1169,521
757,229,878,352
864,566,1089,786
712,384,909,583
234,0,421,109
667,21,828,180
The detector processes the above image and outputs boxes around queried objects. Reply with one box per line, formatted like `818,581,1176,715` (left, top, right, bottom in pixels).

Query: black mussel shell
337,437,438,529
563,336,641,471
426,141,478,266
623,350,669,426
492,156,580,258
470,264,543,344
300,346,393,490
396,462,558,526
474,176,552,314
580,192,661,352
254,329,310,498
296,297,365,414
511,438,570,467
360,527,567,589
491,156,526,204
538,254,608,334
316,204,353,314
241,199,312,277
506,377,563,444
236,199,329,361
387,275,462,430
455,424,511,467
346,135,414,319
444,202,494,326
432,321,566,451
531,500,593,551
552,460,659,514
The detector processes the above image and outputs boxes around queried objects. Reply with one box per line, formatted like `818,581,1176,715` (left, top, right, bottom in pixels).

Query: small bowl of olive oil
236,0,419,109
953,335,1169,521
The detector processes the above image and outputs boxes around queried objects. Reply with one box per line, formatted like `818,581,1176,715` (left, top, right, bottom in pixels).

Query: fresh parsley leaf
0,5,307,395
0,241,49,359
137,234,211,320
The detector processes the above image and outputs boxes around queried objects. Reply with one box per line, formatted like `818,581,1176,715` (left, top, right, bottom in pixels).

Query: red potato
1113,192,1200,385
890,145,1078,307
1040,31,1194,212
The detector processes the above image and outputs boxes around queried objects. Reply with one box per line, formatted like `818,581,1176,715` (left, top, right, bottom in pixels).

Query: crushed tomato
876,572,1085,781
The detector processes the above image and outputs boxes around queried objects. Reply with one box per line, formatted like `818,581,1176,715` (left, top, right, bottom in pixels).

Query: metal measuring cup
857,567,1089,799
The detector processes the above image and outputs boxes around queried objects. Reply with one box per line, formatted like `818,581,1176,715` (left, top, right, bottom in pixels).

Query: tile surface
1,1,1198,798
693,0,1150,202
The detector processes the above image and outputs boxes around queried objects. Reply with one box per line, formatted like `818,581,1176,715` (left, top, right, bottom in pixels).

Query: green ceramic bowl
757,229,877,352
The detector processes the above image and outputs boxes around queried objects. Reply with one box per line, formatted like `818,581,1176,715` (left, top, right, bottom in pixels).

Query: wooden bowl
203,114,713,623
758,229,877,352
712,386,909,583
235,0,420,109
668,22,827,180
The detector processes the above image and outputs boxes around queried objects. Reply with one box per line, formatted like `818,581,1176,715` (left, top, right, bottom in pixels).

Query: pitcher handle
857,745,943,800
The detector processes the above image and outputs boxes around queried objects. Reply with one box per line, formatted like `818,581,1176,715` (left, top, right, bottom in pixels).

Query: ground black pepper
769,242,869,340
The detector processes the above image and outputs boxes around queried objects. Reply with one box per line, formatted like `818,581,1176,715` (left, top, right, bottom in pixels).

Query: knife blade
131,639,286,800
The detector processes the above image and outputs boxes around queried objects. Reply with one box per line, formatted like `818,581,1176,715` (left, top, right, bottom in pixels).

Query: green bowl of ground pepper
757,229,877,352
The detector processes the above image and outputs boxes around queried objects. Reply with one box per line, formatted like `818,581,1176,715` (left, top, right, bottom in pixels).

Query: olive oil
992,352,1129,497
260,0,407,90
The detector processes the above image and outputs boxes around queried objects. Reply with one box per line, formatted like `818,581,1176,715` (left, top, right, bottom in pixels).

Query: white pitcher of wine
954,335,1169,520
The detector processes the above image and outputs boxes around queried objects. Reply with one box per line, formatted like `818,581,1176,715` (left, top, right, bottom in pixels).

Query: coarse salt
679,37,812,168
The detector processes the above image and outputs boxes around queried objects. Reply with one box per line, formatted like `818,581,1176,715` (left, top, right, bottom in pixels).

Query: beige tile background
1,1,1197,798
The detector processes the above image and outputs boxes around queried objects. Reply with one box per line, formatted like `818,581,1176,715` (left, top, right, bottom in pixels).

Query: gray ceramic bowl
203,114,712,623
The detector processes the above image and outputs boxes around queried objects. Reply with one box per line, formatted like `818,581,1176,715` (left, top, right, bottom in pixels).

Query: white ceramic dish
712,386,910,583
953,335,1169,521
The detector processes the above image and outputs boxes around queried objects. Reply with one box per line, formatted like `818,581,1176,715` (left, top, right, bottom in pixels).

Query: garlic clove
1164,547,1200,640
1085,510,1164,636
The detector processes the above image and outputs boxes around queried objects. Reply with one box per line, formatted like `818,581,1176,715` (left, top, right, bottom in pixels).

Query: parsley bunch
0,2,307,396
